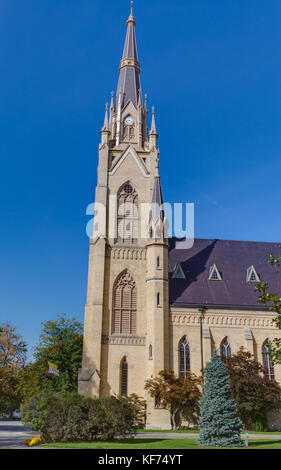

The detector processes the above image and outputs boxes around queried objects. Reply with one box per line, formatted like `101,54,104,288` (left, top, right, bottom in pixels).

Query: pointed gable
108,145,149,178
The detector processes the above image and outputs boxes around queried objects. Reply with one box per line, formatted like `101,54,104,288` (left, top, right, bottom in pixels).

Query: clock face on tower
124,116,134,125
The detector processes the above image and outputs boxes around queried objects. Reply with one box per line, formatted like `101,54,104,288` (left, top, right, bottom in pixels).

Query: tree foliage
145,370,201,429
17,314,83,402
34,314,83,358
255,247,281,362
223,347,281,430
198,350,243,447
0,323,27,412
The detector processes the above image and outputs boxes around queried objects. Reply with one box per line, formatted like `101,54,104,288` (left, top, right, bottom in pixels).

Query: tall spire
116,2,141,109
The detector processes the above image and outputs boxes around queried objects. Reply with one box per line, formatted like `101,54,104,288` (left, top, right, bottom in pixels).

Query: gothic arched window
120,357,128,396
116,184,138,244
221,337,231,359
113,271,137,334
262,340,275,380
179,336,190,378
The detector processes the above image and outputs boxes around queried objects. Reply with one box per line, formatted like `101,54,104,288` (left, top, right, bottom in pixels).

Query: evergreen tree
198,350,243,447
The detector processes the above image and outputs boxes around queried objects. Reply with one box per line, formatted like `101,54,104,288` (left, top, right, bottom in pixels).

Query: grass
138,429,281,435
40,438,281,449
137,429,199,434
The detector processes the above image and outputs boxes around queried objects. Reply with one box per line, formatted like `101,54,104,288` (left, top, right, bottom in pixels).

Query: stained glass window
221,337,231,359
262,341,275,380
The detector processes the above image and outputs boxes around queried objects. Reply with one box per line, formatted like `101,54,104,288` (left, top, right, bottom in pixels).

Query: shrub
252,415,269,432
123,394,146,428
20,391,60,431
22,391,138,442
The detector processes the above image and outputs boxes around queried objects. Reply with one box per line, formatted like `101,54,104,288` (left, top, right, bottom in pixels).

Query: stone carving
170,313,275,328
107,246,146,260
115,271,136,290
102,335,146,346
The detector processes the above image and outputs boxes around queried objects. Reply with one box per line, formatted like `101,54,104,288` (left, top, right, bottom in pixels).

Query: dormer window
172,263,186,279
246,265,260,283
208,264,222,281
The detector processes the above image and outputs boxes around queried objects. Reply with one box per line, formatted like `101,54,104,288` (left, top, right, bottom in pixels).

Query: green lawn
41,438,281,449
137,429,199,434
138,429,281,435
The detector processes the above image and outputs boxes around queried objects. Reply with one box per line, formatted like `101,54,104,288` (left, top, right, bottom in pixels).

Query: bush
20,391,60,431
126,394,146,428
22,391,138,442
252,415,269,432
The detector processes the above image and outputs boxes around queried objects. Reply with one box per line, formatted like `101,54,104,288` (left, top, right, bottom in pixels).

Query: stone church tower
78,4,171,428
79,3,281,431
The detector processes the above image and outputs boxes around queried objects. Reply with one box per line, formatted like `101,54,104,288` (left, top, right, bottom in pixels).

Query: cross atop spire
116,2,142,109
127,1,135,24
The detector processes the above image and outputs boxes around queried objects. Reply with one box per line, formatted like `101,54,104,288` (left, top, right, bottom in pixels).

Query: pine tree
198,350,243,447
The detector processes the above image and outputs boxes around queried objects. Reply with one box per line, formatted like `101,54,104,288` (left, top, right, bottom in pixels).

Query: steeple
116,2,141,109
150,160,165,222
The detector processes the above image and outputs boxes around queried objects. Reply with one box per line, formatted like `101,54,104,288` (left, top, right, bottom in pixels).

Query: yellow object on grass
27,437,42,446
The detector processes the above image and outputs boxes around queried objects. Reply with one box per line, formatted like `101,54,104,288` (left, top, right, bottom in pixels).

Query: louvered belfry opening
116,184,138,244
113,271,137,334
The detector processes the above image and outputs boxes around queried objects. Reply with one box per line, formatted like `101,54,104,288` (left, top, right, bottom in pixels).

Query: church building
78,4,281,429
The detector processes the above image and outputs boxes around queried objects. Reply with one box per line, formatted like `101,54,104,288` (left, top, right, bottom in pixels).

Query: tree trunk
171,412,176,430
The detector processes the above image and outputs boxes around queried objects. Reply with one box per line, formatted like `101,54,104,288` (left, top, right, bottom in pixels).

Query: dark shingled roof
168,238,281,310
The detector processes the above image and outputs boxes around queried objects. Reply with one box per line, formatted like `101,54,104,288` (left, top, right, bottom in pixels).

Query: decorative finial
127,0,135,24
102,102,109,130
149,105,158,136
110,91,114,109
155,153,159,177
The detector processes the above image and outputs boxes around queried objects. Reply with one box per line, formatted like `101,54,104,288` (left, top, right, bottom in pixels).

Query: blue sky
1,0,280,357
